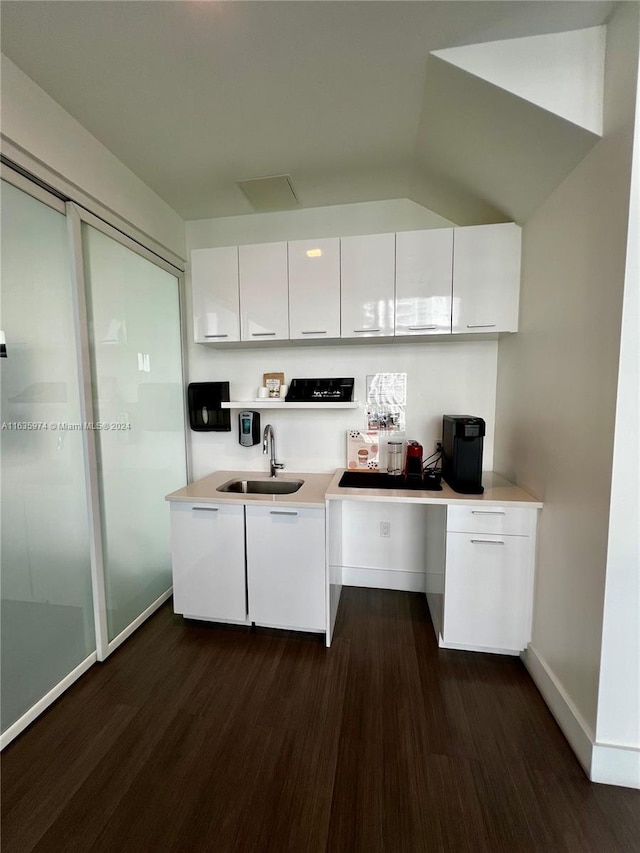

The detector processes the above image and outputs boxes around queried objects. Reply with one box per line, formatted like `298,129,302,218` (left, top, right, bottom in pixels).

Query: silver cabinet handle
251,332,276,337
470,539,505,545
204,334,228,338
408,325,437,331
353,328,381,333
192,507,219,512
270,510,298,516
472,510,505,515
467,324,496,329
301,330,327,335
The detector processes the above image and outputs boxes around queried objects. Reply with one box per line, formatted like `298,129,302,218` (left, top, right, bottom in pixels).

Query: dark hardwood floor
2,588,639,852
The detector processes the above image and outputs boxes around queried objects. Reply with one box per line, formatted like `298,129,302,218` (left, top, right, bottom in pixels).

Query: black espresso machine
442,415,485,494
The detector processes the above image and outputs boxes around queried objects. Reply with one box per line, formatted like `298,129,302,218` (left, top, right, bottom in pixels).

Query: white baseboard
105,587,173,657
342,566,425,592
591,742,640,789
183,614,250,626
525,647,640,787
1,652,97,750
442,639,520,655
522,644,595,776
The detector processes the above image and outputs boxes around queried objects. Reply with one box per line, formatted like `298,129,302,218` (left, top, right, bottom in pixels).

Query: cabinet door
245,506,325,631
443,532,530,651
170,502,246,622
341,233,395,338
395,229,453,335
239,242,289,341
288,237,340,339
191,247,240,343
452,223,521,334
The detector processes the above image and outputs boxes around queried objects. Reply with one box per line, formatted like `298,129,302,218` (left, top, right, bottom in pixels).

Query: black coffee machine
442,415,485,494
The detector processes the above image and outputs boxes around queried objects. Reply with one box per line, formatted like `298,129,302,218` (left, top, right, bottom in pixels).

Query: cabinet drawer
447,504,533,536
443,532,531,651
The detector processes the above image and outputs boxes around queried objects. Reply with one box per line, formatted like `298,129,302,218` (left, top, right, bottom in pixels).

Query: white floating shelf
222,400,359,410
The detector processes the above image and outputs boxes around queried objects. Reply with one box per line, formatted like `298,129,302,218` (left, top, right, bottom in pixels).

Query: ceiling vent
237,174,300,212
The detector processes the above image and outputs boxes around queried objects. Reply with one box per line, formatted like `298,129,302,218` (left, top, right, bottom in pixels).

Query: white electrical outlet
380,521,391,538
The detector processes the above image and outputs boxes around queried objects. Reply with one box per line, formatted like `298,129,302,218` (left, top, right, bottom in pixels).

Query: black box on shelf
286,378,354,403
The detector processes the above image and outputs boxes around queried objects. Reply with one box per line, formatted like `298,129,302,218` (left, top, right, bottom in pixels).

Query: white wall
188,339,498,481
494,2,639,784
187,198,454,249
594,36,640,781
0,55,185,260
186,199,496,485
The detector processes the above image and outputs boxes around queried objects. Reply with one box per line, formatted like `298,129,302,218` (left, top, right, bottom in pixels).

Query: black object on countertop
338,471,442,491
442,415,485,494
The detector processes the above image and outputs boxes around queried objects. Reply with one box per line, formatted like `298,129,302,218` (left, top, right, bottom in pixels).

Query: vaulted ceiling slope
0,1,614,225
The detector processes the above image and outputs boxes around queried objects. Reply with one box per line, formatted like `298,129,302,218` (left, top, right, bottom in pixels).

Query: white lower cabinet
170,501,326,634
443,533,530,651
441,503,536,653
245,505,326,631
170,502,246,622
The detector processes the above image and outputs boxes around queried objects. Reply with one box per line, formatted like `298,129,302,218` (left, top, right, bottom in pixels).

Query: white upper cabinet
191,246,240,343
288,238,341,340
395,229,453,336
192,223,522,345
340,233,395,338
452,223,521,334
239,242,289,341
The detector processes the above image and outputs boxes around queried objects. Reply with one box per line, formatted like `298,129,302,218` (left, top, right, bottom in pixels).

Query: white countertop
165,470,333,509
325,469,542,507
166,469,542,509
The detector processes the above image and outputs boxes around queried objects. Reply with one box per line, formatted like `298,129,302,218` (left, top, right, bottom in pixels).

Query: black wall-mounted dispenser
187,382,231,431
238,410,261,446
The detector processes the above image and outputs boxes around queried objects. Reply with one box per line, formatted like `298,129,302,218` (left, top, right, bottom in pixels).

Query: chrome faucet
263,423,284,478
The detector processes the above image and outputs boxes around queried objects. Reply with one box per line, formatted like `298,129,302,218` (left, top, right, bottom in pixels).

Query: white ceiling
0,1,614,224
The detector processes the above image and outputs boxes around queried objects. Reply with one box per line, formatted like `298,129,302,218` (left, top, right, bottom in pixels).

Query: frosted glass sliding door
81,223,186,643
1,180,95,734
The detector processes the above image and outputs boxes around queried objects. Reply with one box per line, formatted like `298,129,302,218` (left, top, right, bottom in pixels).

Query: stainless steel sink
216,478,304,495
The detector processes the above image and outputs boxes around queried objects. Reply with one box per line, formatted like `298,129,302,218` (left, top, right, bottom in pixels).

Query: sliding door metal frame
0,171,97,748
1,162,66,214
0,653,97,750
1,142,186,272
1,167,190,744
67,202,192,481
66,202,190,659
66,204,110,660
